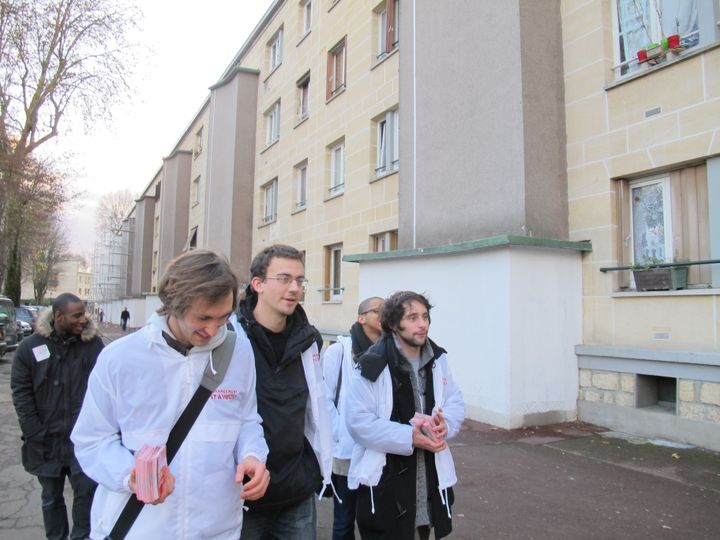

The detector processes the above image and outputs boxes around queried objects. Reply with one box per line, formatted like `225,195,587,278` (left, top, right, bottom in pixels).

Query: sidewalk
2,338,719,538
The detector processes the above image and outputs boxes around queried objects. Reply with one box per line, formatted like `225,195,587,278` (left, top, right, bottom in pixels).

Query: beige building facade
563,0,720,448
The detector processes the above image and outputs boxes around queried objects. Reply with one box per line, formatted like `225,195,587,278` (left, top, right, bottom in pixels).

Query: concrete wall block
620,373,635,393
678,402,720,423
592,371,620,391
678,380,695,402
579,369,592,387
602,391,616,404
678,402,705,421
582,389,602,403
700,382,720,406
615,393,635,408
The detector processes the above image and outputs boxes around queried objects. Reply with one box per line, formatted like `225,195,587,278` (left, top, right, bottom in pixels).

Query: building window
613,0,700,76
301,0,312,35
376,0,399,59
268,27,283,71
194,127,203,157
265,100,281,146
324,243,343,301
294,161,308,210
188,226,198,251
617,164,710,287
372,230,398,252
154,216,159,237
326,38,346,99
328,140,344,197
152,250,158,276
192,176,201,205
375,108,399,176
262,178,278,224
297,72,310,120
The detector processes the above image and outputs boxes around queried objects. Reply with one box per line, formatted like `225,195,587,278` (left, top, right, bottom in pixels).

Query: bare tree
0,0,139,294
96,189,135,235
29,217,68,304
2,156,70,302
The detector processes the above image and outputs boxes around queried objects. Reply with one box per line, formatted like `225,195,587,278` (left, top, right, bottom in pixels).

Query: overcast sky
54,0,273,261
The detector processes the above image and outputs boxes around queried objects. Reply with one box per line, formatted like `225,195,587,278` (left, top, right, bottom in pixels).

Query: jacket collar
359,334,446,382
36,306,98,342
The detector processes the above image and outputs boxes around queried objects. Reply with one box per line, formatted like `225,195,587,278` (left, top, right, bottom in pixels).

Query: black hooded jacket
237,293,324,511
11,309,104,477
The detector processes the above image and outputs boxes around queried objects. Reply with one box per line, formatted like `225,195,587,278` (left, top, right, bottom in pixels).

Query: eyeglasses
263,275,309,288
360,308,381,315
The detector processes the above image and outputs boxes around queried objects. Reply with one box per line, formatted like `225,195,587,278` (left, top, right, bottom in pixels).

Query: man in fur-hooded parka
11,293,104,540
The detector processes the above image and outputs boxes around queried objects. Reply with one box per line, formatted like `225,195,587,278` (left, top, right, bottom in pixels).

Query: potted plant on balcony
631,257,689,291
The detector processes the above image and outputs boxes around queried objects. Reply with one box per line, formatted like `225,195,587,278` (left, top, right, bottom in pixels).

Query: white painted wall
356,245,583,428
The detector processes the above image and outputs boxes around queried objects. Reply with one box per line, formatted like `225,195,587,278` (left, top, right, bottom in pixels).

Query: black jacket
355,335,454,539
11,309,104,476
237,293,324,511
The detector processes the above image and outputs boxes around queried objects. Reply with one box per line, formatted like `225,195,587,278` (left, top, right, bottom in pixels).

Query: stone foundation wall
678,380,720,423
579,369,720,425
578,369,635,407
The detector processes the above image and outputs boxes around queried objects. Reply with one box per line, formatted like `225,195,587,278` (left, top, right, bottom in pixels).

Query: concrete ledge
577,345,720,383
343,235,592,263
578,400,720,452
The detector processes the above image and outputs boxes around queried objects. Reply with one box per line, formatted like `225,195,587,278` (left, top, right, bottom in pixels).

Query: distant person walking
11,293,104,540
120,307,130,331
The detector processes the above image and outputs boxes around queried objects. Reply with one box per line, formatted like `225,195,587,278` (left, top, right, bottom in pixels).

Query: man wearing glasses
346,291,465,540
322,296,385,539
236,244,333,540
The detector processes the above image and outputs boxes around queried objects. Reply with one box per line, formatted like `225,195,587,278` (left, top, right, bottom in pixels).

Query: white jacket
322,336,355,460
71,313,268,540
346,350,465,496
300,341,335,491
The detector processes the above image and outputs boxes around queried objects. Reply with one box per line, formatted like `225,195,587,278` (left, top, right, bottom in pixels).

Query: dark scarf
349,321,374,362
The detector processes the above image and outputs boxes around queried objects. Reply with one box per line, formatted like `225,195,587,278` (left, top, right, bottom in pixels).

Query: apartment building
108,0,719,448
563,0,720,449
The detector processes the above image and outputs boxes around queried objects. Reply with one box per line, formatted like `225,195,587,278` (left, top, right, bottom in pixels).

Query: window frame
192,176,201,206
376,0,398,59
295,161,308,210
328,140,345,196
324,243,343,302
265,100,281,147
372,230,398,252
268,28,284,71
628,175,674,265
302,0,312,35
375,108,399,176
612,0,702,77
326,38,347,99
262,178,278,225
297,72,310,120
616,164,710,288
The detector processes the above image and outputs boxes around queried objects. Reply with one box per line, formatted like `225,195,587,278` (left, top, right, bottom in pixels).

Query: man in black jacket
236,245,333,540
11,293,104,540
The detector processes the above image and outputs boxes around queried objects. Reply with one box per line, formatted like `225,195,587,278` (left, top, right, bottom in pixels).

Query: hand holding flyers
410,412,447,453
132,445,175,504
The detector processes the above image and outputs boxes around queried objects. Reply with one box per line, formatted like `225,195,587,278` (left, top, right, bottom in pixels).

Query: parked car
0,296,18,355
15,306,36,333
18,319,32,338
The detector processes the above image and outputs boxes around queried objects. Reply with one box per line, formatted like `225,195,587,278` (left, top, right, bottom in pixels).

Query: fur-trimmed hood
35,307,99,342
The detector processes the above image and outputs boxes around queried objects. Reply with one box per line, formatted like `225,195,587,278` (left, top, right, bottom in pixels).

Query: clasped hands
411,408,449,453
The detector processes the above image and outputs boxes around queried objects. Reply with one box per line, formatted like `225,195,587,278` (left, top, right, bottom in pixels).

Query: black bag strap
105,330,237,540
333,341,344,408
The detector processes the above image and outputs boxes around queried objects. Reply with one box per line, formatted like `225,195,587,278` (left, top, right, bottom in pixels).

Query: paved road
2,327,720,539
